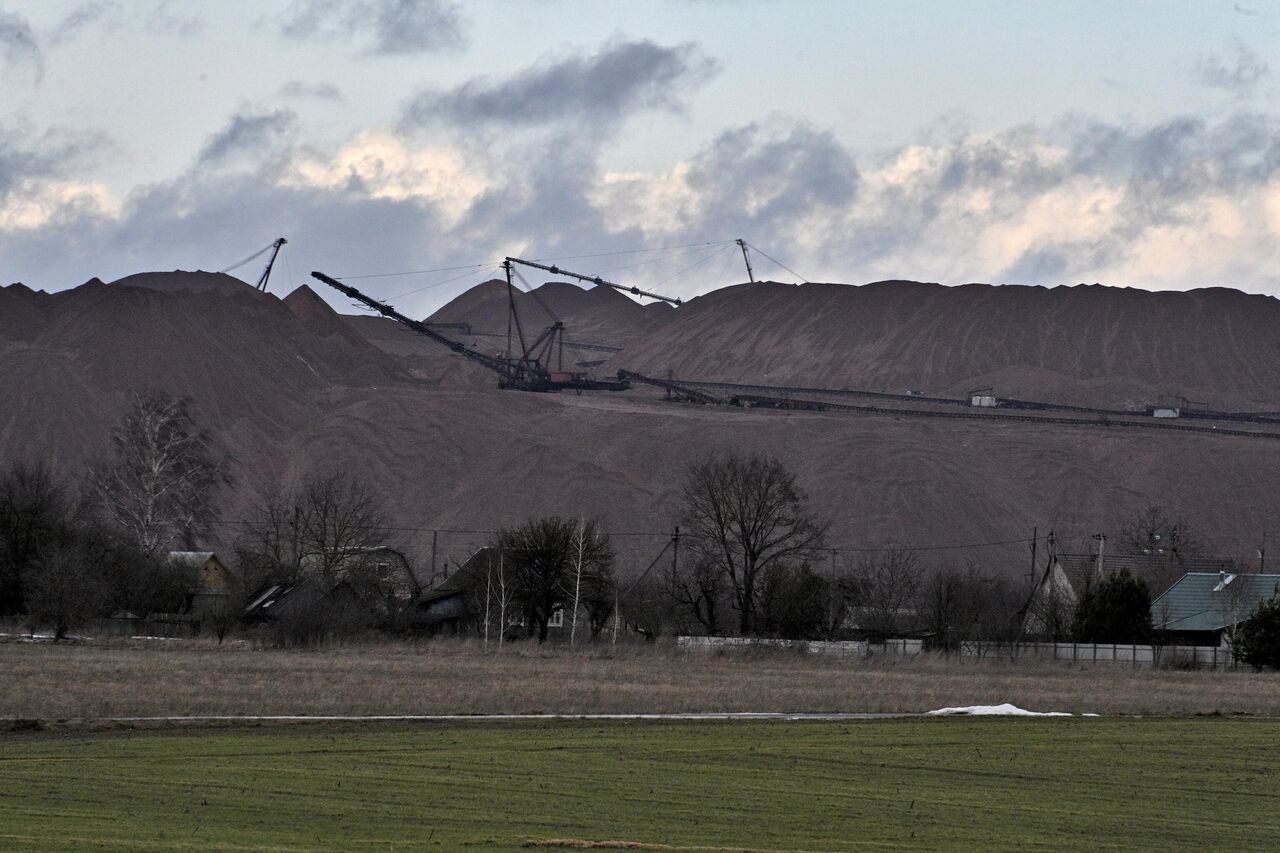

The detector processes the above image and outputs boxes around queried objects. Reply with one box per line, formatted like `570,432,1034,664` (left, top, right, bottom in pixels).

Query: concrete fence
676,636,923,658
677,636,1238,670
958,640,1237,670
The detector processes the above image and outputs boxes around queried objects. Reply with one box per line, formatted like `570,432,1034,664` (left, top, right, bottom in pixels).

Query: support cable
744,241,808,283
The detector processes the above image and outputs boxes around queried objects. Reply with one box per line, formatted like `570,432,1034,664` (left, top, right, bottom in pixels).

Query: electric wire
203,516,1032,552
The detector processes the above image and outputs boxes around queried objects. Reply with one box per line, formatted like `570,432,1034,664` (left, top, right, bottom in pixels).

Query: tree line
5,392,1280,666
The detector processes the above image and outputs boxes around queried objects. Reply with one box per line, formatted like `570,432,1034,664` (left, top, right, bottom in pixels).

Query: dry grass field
3,637,1279,720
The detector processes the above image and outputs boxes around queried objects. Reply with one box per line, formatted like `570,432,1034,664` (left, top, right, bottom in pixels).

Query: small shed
1152,572,1280,647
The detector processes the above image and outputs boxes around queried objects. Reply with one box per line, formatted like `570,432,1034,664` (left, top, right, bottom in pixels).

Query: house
415,546,568,639
1151,571,1280,647
243,578,371,634
416,547,492,635
167,550,234,618
1022,550,1239,638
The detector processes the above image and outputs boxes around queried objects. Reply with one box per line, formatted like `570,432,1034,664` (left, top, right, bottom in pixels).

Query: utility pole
1093,532,1107,580
430,530,438,582
503,259,514,358
671,525,681,586
1029,526,1038,584
736,238,755,283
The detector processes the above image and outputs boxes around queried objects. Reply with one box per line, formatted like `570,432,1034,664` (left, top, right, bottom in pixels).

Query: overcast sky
3,0,1280,314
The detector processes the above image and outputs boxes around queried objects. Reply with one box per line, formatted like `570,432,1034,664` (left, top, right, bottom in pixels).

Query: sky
2,0,1280,315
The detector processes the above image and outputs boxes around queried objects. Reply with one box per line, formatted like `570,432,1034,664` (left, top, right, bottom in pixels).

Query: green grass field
1,718,1276,852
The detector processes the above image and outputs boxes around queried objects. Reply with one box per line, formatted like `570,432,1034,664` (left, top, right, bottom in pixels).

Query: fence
676,636,923,658
958,640,1237,670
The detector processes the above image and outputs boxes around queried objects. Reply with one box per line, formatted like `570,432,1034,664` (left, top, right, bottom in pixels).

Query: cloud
0,9,42,80
403,39,719,129
146,0,202,37
593,121,857,253
1196,37,1268,94
196,109,299,167
49,1,123,46
1233,3,1260,15
0,127,116,231
279,0,465,56
278,80,344,101
6,110,1280,304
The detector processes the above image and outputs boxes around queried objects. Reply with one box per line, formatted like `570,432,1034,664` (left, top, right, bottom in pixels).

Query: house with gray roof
1152,572,1280,647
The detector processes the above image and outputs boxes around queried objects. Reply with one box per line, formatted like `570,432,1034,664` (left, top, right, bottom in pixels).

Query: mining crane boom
506,257,683,305
310,271,629,393
256,237,287,291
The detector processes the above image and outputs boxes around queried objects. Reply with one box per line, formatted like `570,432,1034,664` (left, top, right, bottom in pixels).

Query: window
547,608,564,628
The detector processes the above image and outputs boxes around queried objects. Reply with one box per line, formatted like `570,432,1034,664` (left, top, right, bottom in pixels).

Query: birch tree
89,391,225,555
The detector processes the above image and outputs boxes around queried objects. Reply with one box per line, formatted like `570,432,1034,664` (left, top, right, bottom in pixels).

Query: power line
205,517,1030,551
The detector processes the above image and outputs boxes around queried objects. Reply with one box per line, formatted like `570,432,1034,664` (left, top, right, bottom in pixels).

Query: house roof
1055,553,1236,599
418,547,495,605
168,550,217,567
1152,572,1280,632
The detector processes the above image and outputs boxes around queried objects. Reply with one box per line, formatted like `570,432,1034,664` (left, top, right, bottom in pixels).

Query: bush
1235,597,1280,671
1072,569,1152,644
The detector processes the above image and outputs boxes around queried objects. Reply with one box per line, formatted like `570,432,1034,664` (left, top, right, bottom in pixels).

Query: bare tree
239,470,414,627
680,451,827,635
1119,505,1201,558
89,391,226,556
667,551,729,635
853,548,923,639
0,461,71,616
921,566,966,652
578,560,618,638
22,539,109,640
243,471,392,582
497,517,613,642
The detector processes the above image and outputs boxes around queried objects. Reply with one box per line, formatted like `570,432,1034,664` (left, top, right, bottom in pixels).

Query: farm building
1152,572,1280,647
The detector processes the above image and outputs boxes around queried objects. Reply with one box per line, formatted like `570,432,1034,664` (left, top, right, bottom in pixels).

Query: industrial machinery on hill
312,258,687,393
312,270,628,392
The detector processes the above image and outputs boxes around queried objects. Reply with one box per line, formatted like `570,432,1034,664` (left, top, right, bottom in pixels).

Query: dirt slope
4,272,1280,576
614,280,1280,410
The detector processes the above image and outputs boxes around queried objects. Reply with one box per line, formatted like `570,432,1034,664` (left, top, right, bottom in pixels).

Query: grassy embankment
4,637,1280,719
2,717,1278,852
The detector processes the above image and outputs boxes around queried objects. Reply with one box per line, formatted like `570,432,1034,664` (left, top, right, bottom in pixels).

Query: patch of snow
927,703,1073,717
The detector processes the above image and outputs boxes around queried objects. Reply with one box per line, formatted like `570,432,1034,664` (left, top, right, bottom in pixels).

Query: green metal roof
1152,572,1280,632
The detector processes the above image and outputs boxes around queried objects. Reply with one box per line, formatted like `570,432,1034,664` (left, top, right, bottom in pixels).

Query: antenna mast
736,238,755,283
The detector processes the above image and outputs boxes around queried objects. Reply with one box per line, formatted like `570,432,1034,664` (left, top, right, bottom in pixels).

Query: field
2,717,1277,852
4,638,1280,720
